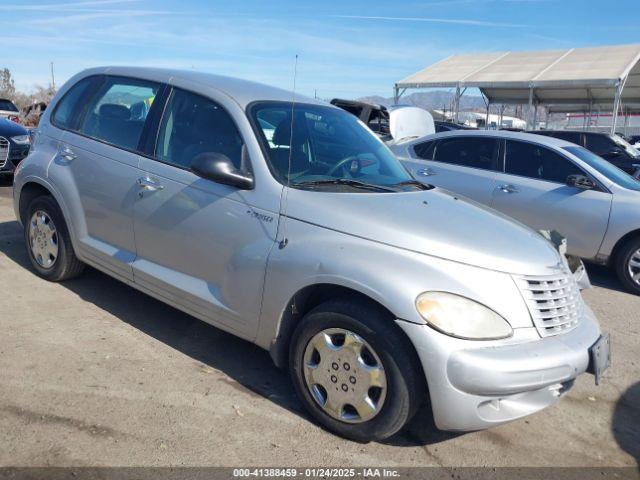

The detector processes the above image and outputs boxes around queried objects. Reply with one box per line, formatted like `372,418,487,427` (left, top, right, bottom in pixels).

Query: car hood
0,118,27,137
284,187,562,275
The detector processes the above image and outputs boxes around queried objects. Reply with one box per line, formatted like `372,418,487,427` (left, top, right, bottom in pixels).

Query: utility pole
50,62,56,92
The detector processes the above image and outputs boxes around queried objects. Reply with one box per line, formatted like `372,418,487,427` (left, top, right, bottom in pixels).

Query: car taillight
8,115,20,124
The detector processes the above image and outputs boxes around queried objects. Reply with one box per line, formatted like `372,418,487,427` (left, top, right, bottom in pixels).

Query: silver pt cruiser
13,67,609,442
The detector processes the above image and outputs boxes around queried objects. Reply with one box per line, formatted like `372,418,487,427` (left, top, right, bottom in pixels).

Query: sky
2,0,640,100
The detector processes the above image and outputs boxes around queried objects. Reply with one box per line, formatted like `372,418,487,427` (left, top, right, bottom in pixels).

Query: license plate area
588,333,611,385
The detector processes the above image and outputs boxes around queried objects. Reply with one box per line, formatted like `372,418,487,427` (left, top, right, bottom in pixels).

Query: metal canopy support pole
454,85,461,124
532,103,538,131
485,103,491,130
394,85,399,105
544,108,550,130
499,105,505,129
527,86,534,130
611,82,623,135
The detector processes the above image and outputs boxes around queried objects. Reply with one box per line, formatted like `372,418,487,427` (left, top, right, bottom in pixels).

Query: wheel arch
268,283,421,376
609,228,640,266
18,181,56,224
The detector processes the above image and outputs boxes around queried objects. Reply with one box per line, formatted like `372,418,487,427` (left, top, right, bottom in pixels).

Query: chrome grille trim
514,272,582,337
0,137,8,168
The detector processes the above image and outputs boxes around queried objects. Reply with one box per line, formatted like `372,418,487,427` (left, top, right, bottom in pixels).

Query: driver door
132,84,278,338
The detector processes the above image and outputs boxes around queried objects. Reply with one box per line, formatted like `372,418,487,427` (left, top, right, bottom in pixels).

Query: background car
0,98,20,123
330,98,391,138
390,130,640,294
0,117,30,179
532,130,640,177
435,120,477,132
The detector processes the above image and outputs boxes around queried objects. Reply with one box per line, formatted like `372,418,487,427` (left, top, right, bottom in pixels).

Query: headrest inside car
99,103,131,120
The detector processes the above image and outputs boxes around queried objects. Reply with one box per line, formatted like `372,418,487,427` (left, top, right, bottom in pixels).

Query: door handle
498,184,519,193
59,145,77,162
416,167,436,177
137,176,164,195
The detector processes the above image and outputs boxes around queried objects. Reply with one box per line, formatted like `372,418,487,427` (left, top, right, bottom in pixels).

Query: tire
24,195,85,281
289,297,426,442
615,237,640,295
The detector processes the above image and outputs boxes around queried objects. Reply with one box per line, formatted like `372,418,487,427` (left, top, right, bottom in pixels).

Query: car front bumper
397,305,602,431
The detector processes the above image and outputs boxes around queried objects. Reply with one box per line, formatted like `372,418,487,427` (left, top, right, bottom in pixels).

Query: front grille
514,271,582,337
0,137,8,168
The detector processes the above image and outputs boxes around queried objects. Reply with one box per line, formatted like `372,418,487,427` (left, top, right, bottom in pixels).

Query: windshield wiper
292,178,396,192
391,179,432,190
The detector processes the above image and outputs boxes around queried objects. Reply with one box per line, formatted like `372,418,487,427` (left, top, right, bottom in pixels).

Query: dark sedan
0,118,30,177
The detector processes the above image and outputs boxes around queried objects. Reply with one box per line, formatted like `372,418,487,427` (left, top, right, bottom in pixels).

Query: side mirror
191,152,254,190
607,148,623,158
566,174,595,190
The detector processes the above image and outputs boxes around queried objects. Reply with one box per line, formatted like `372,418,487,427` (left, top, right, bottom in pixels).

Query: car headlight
415,291,513,340
11,135,30,145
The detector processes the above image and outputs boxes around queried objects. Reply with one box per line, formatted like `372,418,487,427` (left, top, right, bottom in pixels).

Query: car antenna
279,54,299,250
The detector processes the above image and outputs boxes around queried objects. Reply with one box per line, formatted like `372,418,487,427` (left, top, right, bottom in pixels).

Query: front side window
78,76,160,151
432,137,498,171
250,102,417,192
505,140,583,183
585,134,617,155
564,146,640,191
155,88,244,170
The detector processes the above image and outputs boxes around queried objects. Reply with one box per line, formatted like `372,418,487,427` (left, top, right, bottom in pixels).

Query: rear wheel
24,195,85,281
289,297,425,442
615,237,640,295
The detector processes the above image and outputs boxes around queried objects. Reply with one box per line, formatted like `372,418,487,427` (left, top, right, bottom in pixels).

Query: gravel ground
0,180,638,468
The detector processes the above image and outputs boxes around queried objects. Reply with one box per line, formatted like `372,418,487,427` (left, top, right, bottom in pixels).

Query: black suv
532,130,640,176
0,118,30,178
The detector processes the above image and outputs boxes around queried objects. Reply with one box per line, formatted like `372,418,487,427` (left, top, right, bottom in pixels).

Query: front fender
254,217,533,351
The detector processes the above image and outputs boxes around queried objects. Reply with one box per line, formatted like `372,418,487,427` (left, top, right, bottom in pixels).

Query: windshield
249,102,418,192
564,146,640,191
611,134,640,158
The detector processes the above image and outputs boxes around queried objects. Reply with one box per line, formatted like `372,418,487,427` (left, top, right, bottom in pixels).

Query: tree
0,68,16,99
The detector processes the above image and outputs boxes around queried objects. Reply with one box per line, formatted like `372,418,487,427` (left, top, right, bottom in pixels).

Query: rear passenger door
51,75,163,280
132,83,278,339
403,136,500,204
490,139,611,259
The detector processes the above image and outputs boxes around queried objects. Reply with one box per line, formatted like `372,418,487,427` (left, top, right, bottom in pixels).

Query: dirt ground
0,181,638,468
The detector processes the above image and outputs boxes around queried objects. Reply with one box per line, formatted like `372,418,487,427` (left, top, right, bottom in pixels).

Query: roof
397,44,640,107
398,129,578,149
75,66,324,109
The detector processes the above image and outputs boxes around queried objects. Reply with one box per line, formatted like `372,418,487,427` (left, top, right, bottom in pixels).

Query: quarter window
505,140,583,183
413,141,435,160
432,137,498,170
78,76,160,151
155,88,244,170
51,76,97,130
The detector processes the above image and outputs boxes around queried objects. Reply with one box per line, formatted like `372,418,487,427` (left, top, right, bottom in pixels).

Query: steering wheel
327,156,361,177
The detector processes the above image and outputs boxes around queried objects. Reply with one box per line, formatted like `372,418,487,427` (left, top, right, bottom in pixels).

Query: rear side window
505,140,583,183
155,87,244,169
432,137,498,170
413,141,435,160
78,76,161,151
51,76,97,130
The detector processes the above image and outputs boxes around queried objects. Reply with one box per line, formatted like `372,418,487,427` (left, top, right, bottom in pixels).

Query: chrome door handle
498,184,518,193
137,176,164,192
59,145,76,161
416,167,436,177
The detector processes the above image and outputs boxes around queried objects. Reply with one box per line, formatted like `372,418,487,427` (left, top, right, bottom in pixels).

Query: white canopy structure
395,44,640,133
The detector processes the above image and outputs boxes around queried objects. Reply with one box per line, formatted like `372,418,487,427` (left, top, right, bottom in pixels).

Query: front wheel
615,237,640,295
289,298,425,442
